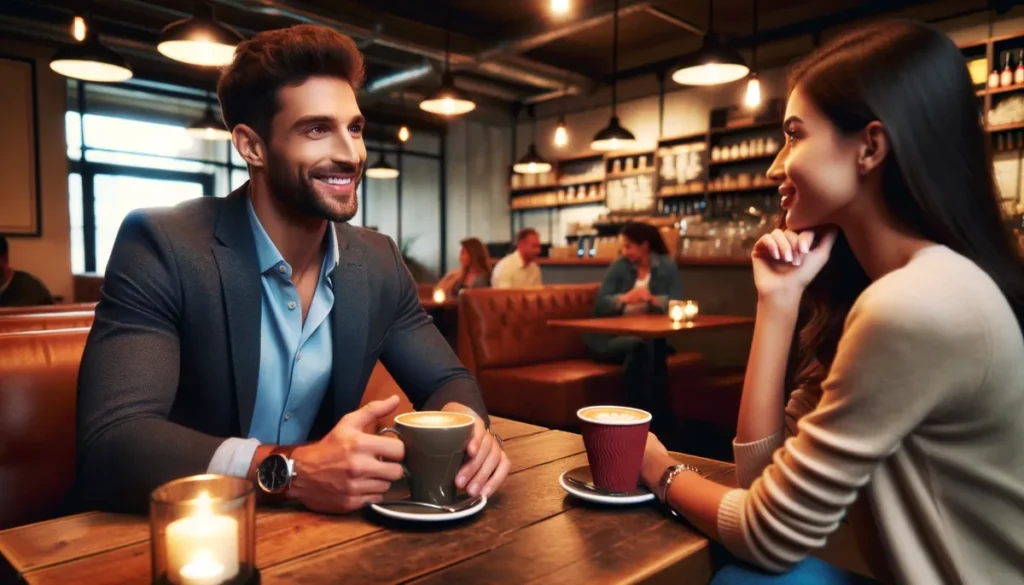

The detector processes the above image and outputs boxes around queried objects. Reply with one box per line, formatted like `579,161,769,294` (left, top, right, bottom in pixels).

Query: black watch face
258,454,289,492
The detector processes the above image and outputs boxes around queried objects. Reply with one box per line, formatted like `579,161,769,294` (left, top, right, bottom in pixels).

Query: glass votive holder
669,300,685,323
150,474,257,585
433,289,447,303
682,299,699,321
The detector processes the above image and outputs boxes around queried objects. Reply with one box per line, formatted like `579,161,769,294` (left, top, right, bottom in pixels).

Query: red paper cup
577,406,652,492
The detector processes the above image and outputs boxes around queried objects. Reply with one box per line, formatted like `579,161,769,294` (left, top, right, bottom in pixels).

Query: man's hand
445,404,510,499
288,396,405,514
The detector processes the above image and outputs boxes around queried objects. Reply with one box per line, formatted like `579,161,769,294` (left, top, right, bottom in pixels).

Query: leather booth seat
0,320,412,529
457,284,705,429
0,311,96,335
0,328,90,529
0,302,97,316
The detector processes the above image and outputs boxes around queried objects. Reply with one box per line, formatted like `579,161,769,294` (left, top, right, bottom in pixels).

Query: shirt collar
246,197,340,277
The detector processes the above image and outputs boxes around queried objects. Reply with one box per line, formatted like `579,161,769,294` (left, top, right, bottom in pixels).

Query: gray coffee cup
378,411,475,505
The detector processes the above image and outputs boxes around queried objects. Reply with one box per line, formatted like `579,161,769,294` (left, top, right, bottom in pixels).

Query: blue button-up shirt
207,198,338,477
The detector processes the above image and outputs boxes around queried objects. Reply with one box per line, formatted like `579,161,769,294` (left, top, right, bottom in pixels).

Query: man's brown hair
516,228,539,242
217,24,365,141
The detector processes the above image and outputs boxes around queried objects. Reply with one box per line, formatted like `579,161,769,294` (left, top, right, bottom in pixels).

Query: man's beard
265,152,360,223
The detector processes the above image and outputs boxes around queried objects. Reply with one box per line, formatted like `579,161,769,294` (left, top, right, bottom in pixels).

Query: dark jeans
588,335,673,438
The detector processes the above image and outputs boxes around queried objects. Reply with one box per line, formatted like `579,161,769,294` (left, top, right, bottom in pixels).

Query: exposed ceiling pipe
643,7,704,36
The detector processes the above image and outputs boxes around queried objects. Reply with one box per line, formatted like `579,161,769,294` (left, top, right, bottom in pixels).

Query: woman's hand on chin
751,227,837,305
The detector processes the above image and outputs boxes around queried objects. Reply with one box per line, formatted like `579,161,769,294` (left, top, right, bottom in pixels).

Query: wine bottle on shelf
1016,49,1024,85
1001,52,1013,87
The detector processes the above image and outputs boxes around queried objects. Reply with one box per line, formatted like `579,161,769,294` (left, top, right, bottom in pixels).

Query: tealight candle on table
669,301,685,323
433,289,446,303
683,300,699,321
151,475,257,585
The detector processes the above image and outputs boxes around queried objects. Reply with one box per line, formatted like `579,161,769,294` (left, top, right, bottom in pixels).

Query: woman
436,237,491,297
587,222,683,432
639,20,1024,585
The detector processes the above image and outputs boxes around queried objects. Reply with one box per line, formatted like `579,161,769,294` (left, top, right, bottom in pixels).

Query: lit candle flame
433,289,446,303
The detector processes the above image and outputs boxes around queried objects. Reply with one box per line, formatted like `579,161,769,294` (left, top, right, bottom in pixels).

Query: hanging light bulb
551,0,570,15
420,28,476,116
671,0,749,86
398,125,410,142
591,0,638,151
515,109,553,174
158,3,242,67
72,14,87,42
744,74,761,109
553,119,569,148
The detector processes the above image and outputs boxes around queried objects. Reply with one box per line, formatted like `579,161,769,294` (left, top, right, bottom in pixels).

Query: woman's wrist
756,290,803,313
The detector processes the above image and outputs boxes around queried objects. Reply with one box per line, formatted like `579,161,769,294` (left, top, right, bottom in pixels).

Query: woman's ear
231,124,267,170
858,121,888,176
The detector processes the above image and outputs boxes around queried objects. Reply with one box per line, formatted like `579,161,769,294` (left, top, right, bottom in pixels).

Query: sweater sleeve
716,286,988,572
733,383,823,489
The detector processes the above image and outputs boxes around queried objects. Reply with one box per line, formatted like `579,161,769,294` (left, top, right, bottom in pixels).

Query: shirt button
283,412,291,421
287,301,296,310
278,265,287,274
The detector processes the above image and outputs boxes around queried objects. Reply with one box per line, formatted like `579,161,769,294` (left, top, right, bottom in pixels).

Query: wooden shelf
709,153,777,166
707,183,781,194
510,196,606,211
510,183,559,194
989,83,1024,96
606,168,657,179
659,185,706,198
710,120,781,136
976,89,986,97
658,131,707,145
988,121,1024,133
557,178,605,188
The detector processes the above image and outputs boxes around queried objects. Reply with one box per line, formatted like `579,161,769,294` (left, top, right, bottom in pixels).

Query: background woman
436,237,491,297
586,222,683,435
639,20,1024,584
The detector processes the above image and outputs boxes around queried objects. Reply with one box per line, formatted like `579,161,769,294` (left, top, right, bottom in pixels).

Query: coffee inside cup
395,411,475,428
577,406,652,425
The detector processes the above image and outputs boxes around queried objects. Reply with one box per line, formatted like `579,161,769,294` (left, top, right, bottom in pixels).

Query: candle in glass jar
670,304,685,323
683,300,699,321
433,289,446,303
165,492,239,585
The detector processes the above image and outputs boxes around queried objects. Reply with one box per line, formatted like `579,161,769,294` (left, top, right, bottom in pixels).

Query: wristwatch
658,463,702,504
256,446,298,497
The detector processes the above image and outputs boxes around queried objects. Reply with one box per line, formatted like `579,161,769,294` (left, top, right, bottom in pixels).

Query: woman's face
767,86,864,231
621,238,648,264
459,247,470,269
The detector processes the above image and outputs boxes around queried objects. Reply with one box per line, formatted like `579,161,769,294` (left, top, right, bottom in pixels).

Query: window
67,82,247,273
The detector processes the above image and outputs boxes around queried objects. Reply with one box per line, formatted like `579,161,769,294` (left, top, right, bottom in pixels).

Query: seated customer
436,237,491,297
491,228,542,289
585,222,682,422
0,235,54,307
75,24,508,516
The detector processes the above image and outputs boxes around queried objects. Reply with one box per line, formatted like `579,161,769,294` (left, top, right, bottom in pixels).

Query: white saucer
370,496,487,522
559,466,656,505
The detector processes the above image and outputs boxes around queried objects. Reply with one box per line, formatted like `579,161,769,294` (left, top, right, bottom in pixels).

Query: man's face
517,233,541,262
264,75,367,223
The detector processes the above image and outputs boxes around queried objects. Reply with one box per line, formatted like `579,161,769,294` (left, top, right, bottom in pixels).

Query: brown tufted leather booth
0,328,90,529
0,302,97,316
0,311,96,335
457,284,705,429
0,318,412,528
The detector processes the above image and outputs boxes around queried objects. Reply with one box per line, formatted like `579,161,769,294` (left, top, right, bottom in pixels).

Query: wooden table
547,314,754,339
419,298,458,311
0,417,738,585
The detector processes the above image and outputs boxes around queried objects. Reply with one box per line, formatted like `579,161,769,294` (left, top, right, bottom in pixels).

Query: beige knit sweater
718,246,1024,584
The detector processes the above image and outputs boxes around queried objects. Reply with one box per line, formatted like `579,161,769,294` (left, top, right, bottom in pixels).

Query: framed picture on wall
0,54,42,237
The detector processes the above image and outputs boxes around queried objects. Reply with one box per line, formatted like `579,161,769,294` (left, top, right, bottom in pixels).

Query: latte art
577,406,652,425
398,411,475,428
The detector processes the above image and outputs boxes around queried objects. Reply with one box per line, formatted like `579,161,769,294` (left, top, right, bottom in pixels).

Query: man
0,235,53,307
491,228,543,289
75,24,508,514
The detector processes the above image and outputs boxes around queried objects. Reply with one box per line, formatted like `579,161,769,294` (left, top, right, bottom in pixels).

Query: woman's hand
751,228,837,304
621,286,652,305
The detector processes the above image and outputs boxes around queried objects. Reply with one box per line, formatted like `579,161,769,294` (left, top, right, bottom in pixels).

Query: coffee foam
577,406,651,425
398,411,475,428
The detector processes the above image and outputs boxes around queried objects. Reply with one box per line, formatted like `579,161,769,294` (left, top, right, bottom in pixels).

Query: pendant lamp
188,105,231,141
420,28,476,116
366,154,400,179
671,0,749,86
158,3,242,67
591,0,638,151
744,0,762,109
514,109,552,174
50,26,133,83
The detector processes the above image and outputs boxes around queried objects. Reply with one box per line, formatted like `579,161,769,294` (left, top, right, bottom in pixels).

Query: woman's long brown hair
785,21,1024,391
460,237,492,279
